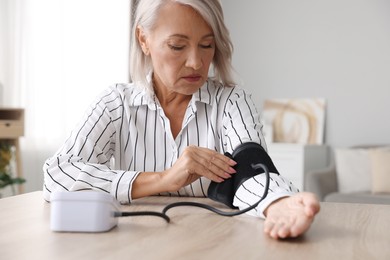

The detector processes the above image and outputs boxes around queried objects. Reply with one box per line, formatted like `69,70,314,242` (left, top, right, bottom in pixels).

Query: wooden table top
1,191,389,260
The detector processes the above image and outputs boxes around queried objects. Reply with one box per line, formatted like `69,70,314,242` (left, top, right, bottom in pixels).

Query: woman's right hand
161,146,237,192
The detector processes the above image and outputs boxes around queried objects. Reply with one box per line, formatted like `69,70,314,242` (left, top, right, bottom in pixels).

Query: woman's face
138,2,215,96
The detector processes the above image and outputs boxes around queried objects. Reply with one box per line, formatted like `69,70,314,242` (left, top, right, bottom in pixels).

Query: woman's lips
182,75,202,82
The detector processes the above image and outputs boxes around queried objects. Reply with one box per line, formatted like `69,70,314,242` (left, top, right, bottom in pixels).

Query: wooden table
1,191,389,260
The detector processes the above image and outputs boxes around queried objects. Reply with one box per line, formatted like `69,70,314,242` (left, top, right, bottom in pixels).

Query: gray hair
130,0,235,92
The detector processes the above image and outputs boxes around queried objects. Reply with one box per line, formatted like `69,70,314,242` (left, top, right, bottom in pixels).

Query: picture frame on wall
262,98,326,145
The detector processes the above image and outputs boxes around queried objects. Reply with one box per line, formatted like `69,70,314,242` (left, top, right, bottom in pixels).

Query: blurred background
0,0,130,195
0,0,389,196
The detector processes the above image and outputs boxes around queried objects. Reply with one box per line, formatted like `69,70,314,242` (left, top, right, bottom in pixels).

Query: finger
270,224,282,239
306,204,320,218
179,148,224,182
193,162,226,183
195,147,237,174
289,216,312,238
273,220,295,239
190,148,235,179
300,193,321,217
194,146,237,167
203,160,232,180
185,153,227,181
265,219,284,239
263,220,275,234
194,164,225,183
277,224,291,239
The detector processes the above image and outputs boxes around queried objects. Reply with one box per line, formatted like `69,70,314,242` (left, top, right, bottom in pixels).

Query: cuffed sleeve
42,86,130,202
111,170,142,203
233,173,299,219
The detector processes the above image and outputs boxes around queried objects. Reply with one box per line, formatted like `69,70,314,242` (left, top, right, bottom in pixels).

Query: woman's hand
162,146,237,192
263,192,320,239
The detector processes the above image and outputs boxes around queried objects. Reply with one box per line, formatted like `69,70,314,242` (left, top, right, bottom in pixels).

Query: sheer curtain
2,0,130,193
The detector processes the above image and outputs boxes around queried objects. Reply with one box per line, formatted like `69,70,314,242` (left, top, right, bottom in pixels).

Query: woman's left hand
263,192,320,239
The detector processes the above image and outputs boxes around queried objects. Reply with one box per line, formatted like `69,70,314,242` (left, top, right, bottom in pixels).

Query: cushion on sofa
370,148,390,194
334,148,371,193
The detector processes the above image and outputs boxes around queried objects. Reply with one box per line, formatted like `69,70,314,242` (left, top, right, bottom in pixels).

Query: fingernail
230,159,237,165
228,167,236,174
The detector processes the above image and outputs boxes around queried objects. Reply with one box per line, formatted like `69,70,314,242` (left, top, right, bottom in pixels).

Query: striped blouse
43,80,298,218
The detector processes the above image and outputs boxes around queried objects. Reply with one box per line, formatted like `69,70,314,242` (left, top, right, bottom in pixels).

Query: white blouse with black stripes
43,80,298,218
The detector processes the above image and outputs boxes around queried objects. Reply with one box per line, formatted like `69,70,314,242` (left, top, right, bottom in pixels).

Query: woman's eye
169,44,185,51
200,44,213,49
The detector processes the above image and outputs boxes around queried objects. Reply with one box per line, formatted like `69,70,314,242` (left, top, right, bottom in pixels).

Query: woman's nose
185,48,202,70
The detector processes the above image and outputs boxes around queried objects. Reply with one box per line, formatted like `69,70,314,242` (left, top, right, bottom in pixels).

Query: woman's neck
154,83,192,139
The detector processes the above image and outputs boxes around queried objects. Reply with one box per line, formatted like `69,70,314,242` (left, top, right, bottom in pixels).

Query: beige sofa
305,145,390,204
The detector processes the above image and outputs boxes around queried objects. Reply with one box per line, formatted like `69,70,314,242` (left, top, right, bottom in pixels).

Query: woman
43,0,320,239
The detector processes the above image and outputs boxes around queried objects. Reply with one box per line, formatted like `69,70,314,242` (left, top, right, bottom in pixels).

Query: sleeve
222,87,266,151
222,87,299,218
233,173,299,219
42,88,140,204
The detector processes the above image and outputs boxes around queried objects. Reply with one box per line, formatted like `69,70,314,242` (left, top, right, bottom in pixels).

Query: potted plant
0,140,25,196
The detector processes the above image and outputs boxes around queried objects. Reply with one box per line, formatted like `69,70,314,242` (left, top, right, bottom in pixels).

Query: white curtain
1,0,130,193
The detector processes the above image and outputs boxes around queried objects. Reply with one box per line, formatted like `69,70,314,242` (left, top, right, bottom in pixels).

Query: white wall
0,0,130,195
0,0,9,105
223,0,390,148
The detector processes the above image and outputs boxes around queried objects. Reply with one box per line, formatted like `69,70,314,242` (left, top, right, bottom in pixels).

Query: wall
0,0,130,196
0,0,8,105
222,0,390,148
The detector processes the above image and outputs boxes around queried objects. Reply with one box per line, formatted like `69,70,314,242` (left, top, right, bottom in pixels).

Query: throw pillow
334,148,371,193
370,148,390,193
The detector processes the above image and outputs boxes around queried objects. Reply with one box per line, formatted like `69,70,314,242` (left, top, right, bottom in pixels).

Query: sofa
305,145,390,204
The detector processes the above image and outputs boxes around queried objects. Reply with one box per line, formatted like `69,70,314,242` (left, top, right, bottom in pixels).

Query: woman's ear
136,26,150,55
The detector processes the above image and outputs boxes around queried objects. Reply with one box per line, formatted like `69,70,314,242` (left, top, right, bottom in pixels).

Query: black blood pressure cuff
207,142,279,209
